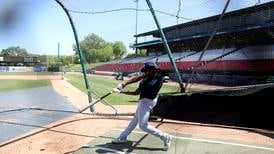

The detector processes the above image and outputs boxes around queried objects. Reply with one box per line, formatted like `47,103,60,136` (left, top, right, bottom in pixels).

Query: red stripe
94,59,274,73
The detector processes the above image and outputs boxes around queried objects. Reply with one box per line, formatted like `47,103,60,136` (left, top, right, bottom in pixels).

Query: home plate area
72,128,274,154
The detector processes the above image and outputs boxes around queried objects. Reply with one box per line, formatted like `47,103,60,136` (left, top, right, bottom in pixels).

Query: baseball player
112,62,172,150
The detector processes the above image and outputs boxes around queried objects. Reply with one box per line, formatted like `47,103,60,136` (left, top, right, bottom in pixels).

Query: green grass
65,62,107,71
0,80,52,92
65,74,179,105
0,72,62,75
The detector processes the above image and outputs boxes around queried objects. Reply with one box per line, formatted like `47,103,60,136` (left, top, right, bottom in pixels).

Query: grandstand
95,1,274,86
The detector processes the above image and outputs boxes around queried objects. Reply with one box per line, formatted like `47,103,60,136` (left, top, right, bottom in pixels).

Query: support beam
55,0,94,111
145,0,185,92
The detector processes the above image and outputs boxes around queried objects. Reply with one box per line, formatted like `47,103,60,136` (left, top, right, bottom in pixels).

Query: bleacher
95,44,274,74
133,1,274,49
120,56,155,64
94,2,274,86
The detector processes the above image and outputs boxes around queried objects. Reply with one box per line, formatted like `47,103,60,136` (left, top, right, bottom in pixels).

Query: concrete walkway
0,86,78,144
51,79,137,114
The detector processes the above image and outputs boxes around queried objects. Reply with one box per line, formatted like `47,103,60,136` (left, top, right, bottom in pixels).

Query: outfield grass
65,74,179,105
0,72,62,75
65,63,107,71
0,80,52,92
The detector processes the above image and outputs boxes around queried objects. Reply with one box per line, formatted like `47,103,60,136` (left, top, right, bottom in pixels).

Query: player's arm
122,73,146,87
121,88,140,95
114,73,145,93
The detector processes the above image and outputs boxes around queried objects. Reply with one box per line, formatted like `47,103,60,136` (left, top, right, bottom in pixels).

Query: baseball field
0,73,273,153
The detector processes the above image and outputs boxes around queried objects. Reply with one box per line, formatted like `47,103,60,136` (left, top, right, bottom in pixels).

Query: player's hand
112,88,121,93
116,83,124,91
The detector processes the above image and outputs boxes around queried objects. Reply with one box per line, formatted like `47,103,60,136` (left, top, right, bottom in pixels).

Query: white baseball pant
118,97,168,141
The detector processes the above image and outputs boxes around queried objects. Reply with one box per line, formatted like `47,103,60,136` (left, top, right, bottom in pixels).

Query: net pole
57,42,60,66
55,0,94,112
135,0,139,55
145,0,185,92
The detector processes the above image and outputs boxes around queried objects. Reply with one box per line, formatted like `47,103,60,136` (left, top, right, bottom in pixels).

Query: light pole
135,0,139,55
58,42,60,65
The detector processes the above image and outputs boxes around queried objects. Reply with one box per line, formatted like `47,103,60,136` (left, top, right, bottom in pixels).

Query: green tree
39,55,47,64
1,46,28,56
73,33,111,63
97,45,113,62
112,41,127,59
125,49,147,58
61,55,72,66
47,55,56,65
38,55,56,66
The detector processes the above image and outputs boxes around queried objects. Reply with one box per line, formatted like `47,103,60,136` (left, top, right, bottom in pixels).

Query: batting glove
116,83,124,91
112,88,121,93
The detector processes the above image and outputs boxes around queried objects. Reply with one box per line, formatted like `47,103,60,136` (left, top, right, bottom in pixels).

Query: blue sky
0,0,271,55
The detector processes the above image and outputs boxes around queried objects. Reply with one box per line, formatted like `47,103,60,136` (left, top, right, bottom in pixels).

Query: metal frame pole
135,0,139,55
57,42,60,65
145,0,185,92
55,0,94,111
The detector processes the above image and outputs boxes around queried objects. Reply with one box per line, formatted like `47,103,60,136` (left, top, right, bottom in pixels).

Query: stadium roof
135,1,274,37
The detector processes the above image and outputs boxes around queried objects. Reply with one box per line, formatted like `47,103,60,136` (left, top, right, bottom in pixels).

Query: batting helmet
140,62,159,73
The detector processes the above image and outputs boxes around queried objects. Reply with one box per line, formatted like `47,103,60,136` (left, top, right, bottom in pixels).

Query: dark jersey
139,74,164,100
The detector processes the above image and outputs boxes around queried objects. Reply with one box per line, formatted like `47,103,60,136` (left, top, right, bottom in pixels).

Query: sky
0,0,272,55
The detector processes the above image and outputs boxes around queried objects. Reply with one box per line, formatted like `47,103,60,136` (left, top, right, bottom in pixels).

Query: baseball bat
79,92,112,113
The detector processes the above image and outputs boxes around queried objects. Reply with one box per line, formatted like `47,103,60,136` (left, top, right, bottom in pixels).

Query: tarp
151,84,274,130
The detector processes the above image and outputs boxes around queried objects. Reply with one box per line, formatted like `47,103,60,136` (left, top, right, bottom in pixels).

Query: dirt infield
0,76,273,153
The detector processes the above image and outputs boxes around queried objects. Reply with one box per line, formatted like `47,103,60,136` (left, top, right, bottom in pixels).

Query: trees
61,56,73,66
38,55,75,66
73,33,109,63
113,41,126,59
0,46,28,56
125,49,147,58
39,55,56,66
73,33,127,63
1,33,129,66
96,45,113,62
